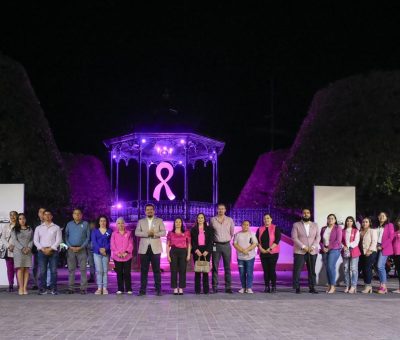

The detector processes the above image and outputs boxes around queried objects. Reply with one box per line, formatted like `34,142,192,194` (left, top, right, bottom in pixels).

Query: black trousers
114,259,132,292
293,253,317,289
394,255,400,285
193,246,211,293
170,248,187,288
140,246,161,292
260,254,279,287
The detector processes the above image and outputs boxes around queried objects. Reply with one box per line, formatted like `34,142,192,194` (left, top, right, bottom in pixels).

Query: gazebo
103,132,225,220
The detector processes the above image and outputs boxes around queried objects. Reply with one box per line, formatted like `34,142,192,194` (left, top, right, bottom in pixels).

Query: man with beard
291,208,320,294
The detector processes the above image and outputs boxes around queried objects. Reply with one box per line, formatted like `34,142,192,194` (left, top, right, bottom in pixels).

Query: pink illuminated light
153,162,176,201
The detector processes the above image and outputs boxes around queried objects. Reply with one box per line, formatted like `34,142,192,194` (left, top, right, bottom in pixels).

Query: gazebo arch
103,132,225,220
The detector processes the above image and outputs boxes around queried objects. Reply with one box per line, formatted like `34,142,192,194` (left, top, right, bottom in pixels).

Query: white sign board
0,184,24,286
314,186,356,285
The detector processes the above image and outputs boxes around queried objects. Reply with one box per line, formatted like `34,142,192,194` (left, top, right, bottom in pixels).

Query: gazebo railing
111,201,296,234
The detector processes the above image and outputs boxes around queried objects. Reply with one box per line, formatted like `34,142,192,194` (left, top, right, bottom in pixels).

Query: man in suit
291,208,320,294
135,204,166,296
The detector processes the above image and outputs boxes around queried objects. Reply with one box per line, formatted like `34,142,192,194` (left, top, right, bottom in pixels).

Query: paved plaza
1,270,400,340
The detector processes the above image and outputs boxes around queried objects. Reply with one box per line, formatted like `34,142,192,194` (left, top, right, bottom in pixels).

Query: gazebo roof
103,132,225,166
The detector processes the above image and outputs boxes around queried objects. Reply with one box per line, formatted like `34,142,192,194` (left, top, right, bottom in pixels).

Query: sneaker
50,290,58,295
246,288,254,294
102,288,109,295
127,291,133,295
238,288,245,294
94,288,102,295
38,289,47,295
116,291,123,295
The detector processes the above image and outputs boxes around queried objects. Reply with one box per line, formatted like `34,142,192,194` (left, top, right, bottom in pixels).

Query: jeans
376,252,388,283
38,251,59,290
67,248,88,290
322,249,341,285
212,242,232,289
93,253,109,288
237,257,255,289
31,253,39,286
343,256,359,287
361,252,377,284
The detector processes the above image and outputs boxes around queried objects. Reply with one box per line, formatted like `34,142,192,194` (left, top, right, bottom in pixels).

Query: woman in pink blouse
393,217,400,293
110,217,133,294
167,217,191,295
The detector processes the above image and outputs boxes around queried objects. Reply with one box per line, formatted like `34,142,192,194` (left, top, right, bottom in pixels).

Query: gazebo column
146,162,150,202
110,150,114,201
138,149,142,220
212,152,219,206
116,158,120,202
184,146,188,220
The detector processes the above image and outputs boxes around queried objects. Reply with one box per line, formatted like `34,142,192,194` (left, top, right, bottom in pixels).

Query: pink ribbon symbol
153,162,176,201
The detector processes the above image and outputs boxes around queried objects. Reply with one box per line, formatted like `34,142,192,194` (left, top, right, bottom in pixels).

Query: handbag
194,255,210,273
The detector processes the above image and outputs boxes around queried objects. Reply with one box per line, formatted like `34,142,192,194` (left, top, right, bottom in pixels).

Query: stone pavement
1,270,400,340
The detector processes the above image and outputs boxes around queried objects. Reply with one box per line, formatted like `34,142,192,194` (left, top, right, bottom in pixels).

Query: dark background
1,3,400,203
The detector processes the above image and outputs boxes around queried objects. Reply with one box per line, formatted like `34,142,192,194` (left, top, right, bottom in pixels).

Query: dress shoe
212,288,218,294
156,290,162,296
271,286,276,293
264,286,271,293
309,288,318,294
225,289,233,294
137,291,146,296
67,289,74,294
295,288,301,294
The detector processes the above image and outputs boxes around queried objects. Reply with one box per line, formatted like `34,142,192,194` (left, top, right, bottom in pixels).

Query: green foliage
0,53,70,221
273,71,400,216
63,153,111,221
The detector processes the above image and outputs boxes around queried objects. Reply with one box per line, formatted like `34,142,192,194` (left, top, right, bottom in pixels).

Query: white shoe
127,291,133,295
94,288,102,295
102,288,109,295
238,288,245,294
246,288,254,294
116,291,123,295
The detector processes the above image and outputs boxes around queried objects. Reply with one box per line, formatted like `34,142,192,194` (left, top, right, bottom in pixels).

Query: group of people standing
292,209,400,294
1,204,400,296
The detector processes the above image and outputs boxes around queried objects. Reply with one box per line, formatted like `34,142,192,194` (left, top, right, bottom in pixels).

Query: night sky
2,3,400,203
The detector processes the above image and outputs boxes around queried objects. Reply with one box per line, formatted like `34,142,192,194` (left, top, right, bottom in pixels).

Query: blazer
393,230,400,255
320,225,343,252
360,228,378,254
291,221,320,255
135,217,166,254
378,223,395,256
190,225,214,253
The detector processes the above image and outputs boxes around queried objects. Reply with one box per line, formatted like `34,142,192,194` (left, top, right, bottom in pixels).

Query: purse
194,255,210,273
